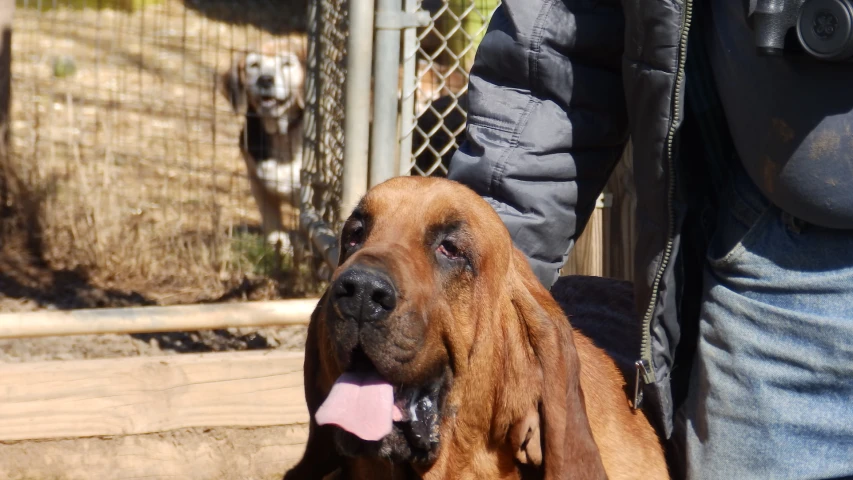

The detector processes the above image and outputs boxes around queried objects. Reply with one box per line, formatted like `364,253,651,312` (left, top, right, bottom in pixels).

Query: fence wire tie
374,10,431,30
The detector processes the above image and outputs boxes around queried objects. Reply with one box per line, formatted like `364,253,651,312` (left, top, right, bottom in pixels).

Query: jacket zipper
633,0,694,410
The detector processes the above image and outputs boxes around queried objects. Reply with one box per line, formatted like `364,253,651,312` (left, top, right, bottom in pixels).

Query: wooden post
561,194,606,278
0,0,12,213
561,142,636,281
603,142,636,282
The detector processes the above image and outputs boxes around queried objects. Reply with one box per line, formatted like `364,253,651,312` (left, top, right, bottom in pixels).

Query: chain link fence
298,0,346,285
403,0,497,177
300,0,498,282
6,0,503,295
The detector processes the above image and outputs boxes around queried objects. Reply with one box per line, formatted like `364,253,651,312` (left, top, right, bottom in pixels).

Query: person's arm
448,0,628,289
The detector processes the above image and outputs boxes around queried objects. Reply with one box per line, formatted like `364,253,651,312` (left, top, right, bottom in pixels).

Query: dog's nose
332,267,397,323
257,74,275,88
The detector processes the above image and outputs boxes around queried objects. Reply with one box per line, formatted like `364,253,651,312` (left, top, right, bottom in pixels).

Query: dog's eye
281,59,292,68
248,61,260,69
437,239,462,260
344,221,364,249
348,226,363,247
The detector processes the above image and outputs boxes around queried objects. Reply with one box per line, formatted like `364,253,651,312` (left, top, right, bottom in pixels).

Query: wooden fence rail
0,350,309,442
0,298,318,339
0,298,316,479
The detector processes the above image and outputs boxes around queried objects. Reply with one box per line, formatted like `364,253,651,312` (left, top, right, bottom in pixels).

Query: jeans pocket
706,197,774,268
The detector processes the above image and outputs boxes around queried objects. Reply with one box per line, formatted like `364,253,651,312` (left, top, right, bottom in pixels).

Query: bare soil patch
0,424,309,480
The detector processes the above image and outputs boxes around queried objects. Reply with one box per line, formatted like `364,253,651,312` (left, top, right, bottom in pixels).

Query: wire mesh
8,0,311,299
401,0,498,177
298,0,346,284
296,0,498,281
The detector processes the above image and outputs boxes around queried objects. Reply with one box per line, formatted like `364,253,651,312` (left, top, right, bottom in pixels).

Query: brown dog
285,177,669,479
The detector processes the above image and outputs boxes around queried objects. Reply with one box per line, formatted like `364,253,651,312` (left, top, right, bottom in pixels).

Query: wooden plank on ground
0,350,309,441
0,424,309,480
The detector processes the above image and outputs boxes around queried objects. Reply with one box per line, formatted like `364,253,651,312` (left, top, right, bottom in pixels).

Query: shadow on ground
181,0,308,35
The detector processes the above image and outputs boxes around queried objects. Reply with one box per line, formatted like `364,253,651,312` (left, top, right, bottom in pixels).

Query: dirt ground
0,226,310,358
0,425,310,480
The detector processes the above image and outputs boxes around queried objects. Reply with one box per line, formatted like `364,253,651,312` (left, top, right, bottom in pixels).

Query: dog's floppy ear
283,293,343,479
507,248,607,480
294,80,306,111
291,52,307,112
219,54,247,114
286,36,308,111
287,34,309,68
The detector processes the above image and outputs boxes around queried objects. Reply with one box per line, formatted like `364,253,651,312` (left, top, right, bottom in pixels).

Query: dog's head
220,38,306,134
295,177,603,479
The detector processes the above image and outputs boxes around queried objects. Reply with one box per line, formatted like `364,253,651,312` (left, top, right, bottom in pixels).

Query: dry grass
7,0,313,302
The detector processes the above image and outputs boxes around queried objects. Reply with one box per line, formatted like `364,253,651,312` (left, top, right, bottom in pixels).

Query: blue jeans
675,166,853,479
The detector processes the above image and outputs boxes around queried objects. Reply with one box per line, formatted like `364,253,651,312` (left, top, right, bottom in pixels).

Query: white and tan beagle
220,37,307,254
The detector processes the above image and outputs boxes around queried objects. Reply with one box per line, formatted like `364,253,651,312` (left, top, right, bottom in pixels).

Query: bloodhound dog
284,177,669,479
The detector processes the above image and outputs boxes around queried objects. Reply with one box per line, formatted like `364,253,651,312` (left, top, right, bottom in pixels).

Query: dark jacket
448,0,698,440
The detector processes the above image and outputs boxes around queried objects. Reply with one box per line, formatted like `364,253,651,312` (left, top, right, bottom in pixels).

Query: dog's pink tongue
315,371,396,441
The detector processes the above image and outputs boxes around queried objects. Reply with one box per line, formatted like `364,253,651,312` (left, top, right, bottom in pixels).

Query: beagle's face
243,50,304,119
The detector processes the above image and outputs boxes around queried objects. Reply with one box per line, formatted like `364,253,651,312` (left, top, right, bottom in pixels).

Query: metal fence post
397,0,419,176
371,1,429,186
341,0,376,216
369,0,404,188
